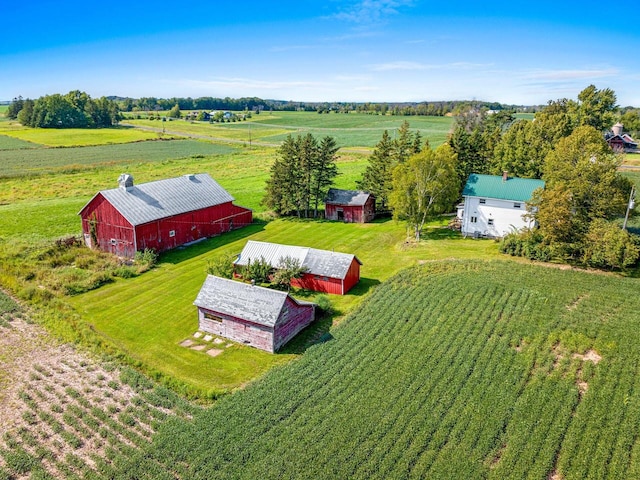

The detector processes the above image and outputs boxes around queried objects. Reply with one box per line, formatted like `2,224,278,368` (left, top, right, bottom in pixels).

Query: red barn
78,173,252,257
194,275,315,353
325,188,375,223
234,240,362,295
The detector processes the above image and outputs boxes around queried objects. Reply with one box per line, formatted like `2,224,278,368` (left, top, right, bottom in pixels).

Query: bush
582,219,640,270
206,254,235,279
134,249,158,271
315,295,334,316
499,230,550,261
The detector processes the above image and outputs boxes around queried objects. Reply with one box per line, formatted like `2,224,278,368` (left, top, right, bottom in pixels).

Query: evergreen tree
358,130,394,210
312,136,339,217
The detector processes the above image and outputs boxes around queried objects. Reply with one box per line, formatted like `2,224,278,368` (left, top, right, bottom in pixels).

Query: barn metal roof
194,275,290,327
79,173,235,226
462,174,545,202
325,188,372,206
234,240,362,280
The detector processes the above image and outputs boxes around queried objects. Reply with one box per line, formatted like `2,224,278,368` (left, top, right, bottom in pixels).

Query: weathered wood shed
78,173,252,257
234,240,362,295
193,275,315,353
325,188,375,223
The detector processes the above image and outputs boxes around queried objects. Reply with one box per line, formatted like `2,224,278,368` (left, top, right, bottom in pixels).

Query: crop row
103,261,640,479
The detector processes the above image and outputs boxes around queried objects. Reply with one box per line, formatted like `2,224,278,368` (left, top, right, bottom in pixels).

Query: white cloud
173,77,325,90
331,0,414,25
523,68,618,81
368,61,494,72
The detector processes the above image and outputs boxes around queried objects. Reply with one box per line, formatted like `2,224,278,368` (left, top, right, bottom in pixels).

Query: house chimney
118,173,134,190
502,171,508,182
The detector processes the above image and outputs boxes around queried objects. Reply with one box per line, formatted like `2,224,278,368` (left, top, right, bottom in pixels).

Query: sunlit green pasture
0,122,168,147
69,218,500,396
126,112,454,148
0,139,238,178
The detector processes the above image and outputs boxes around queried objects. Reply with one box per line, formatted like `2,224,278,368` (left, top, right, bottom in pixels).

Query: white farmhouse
460,173,545,238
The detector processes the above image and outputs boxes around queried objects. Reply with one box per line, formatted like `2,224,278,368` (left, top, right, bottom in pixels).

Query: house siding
197,298,314,353
81,197,252,257
80,194,136,258
273,298,315,351
291,258,360,294
325,196,375,223
198,308,275,352
461,196,534,237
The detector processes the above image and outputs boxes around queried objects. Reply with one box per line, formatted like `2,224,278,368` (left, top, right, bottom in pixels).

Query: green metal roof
462,174,545,202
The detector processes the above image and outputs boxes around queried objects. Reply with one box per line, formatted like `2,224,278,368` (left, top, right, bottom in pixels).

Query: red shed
234,240,362,295
78,173,252,257
325,188,375,223
193,275,315,353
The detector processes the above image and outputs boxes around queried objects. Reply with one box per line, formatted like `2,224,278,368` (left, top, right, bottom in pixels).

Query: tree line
7,91,120,128
446,84,637,270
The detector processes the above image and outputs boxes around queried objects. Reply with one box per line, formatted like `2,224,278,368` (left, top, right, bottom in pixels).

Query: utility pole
623,185,635,230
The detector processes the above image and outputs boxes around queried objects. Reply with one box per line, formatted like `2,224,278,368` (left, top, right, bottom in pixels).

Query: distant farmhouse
234,240,362,295
325,188,375,223
194,275,315,353
605,123,638,153
459,173,545,238
79,173,252,257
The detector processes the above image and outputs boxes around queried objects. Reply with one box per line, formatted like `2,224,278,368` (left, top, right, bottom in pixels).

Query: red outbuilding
234,240,362,295
78,173,252,258
194,275,315,353
325,188,375,223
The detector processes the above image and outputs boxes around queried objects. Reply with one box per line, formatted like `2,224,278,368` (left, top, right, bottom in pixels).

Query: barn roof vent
118,173,134,191
184,174,196,180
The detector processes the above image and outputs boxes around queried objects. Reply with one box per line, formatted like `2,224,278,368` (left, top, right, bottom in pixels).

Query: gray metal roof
235,240,362,280
325,188,372,206
193,275,289,327
80,173,235,226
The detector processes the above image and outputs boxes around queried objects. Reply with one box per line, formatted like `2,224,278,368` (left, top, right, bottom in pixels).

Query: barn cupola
118,173,134,191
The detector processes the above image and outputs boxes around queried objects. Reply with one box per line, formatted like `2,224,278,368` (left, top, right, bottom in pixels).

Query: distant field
127,112,454,148
0,123,167,147
108,260,640,479
0,148,366,241
0,139,238,178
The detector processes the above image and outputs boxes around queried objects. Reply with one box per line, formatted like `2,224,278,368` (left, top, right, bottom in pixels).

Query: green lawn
0,123,167,147
108,260,640,479
68,218,500,396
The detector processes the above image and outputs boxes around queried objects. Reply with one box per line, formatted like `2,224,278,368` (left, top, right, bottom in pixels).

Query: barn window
204,313,223,323
513,203,521,208
110,239,117,245
169,230,176,237
479,198,486,204
470,216,478,223
488,219,494,226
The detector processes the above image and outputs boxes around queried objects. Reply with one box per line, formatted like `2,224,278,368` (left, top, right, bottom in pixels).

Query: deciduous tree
389,143,459,241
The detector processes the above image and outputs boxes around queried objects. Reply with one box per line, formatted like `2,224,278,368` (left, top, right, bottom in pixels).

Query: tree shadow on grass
279,276,381,355
422,227,465,241
159,221,267,265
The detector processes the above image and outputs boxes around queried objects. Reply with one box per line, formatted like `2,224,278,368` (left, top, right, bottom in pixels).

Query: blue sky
3,1,639,105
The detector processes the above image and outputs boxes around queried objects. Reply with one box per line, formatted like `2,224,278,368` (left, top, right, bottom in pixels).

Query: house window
479,199,486,204
488,219,494,226
204,312,223,323
470,216,478,223
514,203,521,208
169,230,176,237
